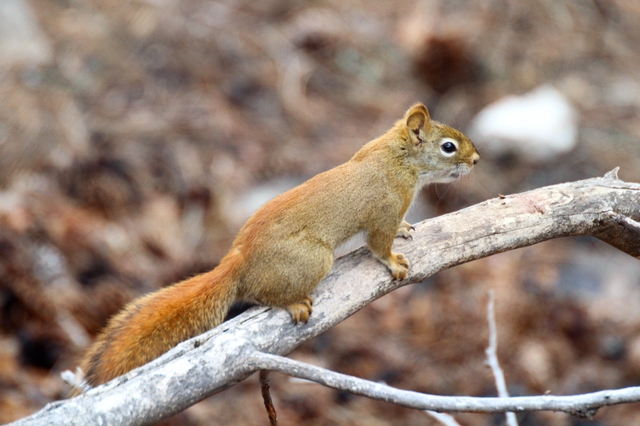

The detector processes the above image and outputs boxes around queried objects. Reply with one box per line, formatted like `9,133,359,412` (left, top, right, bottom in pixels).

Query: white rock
469,85,578,163
0,0,53,69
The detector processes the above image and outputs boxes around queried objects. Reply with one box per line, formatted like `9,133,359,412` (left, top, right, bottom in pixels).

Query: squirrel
79,103,479,387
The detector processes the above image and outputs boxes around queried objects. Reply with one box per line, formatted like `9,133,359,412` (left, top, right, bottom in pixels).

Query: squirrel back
78,103,479,388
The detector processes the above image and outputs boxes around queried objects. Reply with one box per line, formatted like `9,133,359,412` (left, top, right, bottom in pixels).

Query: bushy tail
80,254,241,387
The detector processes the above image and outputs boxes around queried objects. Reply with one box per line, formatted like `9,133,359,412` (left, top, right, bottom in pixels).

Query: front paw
396,221,415,239
388,252,410,280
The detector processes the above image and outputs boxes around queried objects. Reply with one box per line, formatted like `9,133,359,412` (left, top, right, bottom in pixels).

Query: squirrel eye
440,138,458,157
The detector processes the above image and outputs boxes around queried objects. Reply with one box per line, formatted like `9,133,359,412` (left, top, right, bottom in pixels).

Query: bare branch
260,370,278,426
425,411,462,426
8,173,640,426
607,211,640,233
244,351,638,418
485,290,519,426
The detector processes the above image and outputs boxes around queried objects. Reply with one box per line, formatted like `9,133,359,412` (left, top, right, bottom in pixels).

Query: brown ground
1,1,640,425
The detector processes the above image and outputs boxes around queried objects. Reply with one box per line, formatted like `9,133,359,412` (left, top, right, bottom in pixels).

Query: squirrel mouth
419,163,472,184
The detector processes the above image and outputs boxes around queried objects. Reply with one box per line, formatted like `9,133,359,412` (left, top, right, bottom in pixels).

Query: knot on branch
568,407,599,420
603,167,620,180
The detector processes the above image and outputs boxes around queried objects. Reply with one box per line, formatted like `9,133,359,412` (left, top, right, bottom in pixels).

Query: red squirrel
79,103,479,386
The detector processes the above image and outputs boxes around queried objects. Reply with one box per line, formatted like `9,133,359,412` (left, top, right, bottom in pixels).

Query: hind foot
286,296,313,324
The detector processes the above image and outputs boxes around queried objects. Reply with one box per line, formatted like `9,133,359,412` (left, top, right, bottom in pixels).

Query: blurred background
1,0,640,425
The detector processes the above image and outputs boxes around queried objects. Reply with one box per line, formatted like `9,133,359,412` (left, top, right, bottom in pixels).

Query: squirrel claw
396,221,415,239
286,296,313,324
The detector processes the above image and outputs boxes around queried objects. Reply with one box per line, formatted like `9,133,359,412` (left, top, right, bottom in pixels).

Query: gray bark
9,170,640,426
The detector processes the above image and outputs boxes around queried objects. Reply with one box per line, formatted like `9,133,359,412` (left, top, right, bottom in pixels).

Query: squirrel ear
405,103,431,136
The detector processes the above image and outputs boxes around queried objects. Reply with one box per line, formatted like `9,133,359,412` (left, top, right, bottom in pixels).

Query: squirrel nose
472,153,480,165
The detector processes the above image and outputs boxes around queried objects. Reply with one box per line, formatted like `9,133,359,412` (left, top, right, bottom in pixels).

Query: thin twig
608,211,640,233
485,290,519,426
425,410,462,426
248,349,632,417
260,370,278,426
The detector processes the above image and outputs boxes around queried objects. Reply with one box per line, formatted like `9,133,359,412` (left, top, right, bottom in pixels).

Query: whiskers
433,164,477,203
434,181,452,199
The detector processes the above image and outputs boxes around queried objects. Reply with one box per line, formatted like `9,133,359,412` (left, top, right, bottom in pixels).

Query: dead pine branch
8,170,640,426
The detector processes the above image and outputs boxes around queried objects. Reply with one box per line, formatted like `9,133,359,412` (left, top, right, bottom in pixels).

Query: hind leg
244,242,333,324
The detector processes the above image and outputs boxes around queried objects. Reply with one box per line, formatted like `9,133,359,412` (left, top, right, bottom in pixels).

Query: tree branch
9,172,640,426
246,351,640,418
485,290,519,426
259,370,278,426
425,411,462,426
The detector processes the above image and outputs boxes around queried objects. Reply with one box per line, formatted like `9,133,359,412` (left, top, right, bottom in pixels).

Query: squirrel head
403,103,479,184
